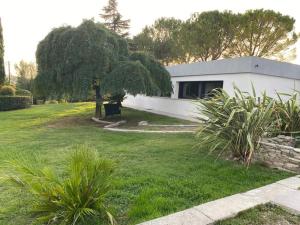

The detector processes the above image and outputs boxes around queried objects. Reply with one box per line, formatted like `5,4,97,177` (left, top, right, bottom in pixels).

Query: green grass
216,204,300,225
0,103,292,225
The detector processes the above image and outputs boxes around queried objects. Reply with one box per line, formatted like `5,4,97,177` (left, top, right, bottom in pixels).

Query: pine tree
0,17,5,85
100,0,130,37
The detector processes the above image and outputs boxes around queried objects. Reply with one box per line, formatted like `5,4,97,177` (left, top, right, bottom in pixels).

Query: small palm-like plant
274,92,300,136
196,86,275,165
3,146,115,225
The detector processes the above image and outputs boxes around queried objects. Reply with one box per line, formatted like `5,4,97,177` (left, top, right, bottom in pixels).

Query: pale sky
1,0,300,74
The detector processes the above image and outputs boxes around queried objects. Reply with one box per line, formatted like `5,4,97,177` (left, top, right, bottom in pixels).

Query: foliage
273,93,300,135
15,88,32,96
129,52,173,96
0,96,32,111
15,60,37,92
35,20,171,105
228,9,298,60
100,0,130,37
184,11,236,61
196,86,275,165
133,18,184,65
0,85,15,96
0,18,5,85
45,99,59,104
134,9,299,63
102,61,158,96
3,146,115,225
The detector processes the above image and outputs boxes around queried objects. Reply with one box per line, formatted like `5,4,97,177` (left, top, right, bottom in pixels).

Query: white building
123,57,300,121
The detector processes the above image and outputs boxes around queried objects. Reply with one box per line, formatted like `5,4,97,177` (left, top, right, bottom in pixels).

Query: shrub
15,89,32,96
0,85,16,96
3,146,116,225
273,93,300,136
196,86,275,165
0,96,32,111
36,99,44,105
45,99,59,104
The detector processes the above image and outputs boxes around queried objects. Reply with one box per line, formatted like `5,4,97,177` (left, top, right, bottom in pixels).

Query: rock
138,121,149,126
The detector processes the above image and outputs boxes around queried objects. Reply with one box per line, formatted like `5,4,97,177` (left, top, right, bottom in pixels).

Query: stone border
92,117,197,133
104,127,195,133
138,176,300,225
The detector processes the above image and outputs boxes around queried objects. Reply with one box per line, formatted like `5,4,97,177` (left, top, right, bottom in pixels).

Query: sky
0,0,300,74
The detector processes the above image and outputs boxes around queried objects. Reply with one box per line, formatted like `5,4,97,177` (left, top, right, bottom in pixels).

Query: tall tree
228,9,298,60
133,18,185,65
0,17,5,85
15,60,37,91
35,20,172,117
100,0,130,37
184,11,236,62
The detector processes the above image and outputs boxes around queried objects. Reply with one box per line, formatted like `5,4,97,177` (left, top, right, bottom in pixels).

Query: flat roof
166,56,300,80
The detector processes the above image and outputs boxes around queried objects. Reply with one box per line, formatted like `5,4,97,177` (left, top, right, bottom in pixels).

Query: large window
178,81,223,99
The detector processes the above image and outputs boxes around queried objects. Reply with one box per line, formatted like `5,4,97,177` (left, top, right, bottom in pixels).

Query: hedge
0,96,33,111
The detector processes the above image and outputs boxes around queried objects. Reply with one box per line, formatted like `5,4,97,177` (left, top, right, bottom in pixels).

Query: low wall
257,135,300,173
122,95,199,121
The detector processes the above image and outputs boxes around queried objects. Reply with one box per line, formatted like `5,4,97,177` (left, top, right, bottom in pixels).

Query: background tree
100,0,130,37
183,11,236,62
35,20,172,117
134,9,299,64
228,9,298,60
133,18,185,65
15,60,37,92
0,17,5,85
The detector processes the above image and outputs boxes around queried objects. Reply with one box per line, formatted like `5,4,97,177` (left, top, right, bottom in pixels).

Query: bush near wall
0,96,33,111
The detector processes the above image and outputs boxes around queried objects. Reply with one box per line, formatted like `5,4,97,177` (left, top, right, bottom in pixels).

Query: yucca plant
196,85,275,166
2,146,115,225
273,92,300,136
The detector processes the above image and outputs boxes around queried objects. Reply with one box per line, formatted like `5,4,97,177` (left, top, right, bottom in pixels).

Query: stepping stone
138,208,213,225
194,193,266,221
272,189,300,215
276,176,300,190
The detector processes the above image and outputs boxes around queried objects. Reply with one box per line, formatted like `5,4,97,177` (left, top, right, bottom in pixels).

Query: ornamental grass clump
196,86,275,166
2,146,116,225
273,92,300,136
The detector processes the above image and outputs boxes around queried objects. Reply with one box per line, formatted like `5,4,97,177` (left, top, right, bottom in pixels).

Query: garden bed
0,102,292,225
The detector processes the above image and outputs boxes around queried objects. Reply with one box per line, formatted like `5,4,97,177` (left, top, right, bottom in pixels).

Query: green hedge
0,96,33,111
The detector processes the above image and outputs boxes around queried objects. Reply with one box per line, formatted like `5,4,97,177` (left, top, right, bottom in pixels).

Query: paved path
138,175,300,225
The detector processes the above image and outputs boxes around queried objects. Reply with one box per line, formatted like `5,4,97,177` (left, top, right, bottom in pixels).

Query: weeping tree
35,20,172,118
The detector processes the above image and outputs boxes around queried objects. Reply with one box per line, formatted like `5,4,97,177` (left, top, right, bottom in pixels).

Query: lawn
216,204,300,225
0,103,292,225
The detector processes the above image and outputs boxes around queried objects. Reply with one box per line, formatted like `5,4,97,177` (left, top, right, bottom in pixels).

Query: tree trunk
95,85,102,118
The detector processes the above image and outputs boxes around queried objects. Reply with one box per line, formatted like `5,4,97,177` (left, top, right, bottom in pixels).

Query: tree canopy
0,18,5,85
184,11,236,62
133,18,184,65
100,0,130,37
15,60,37,92
133,9,299,64
229,9,298,60
35,20,172,103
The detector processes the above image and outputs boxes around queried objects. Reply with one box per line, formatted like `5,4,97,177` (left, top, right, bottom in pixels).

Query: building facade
123,57,300,121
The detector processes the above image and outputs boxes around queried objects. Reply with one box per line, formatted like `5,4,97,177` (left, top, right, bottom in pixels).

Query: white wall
123,95,199,121
123,73,300,121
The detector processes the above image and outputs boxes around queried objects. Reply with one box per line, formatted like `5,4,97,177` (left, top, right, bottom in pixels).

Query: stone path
138,175,300,225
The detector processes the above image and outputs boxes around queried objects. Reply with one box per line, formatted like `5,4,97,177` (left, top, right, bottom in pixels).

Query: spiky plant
196,86,275,166
3,146,115,225
273,92,300,136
